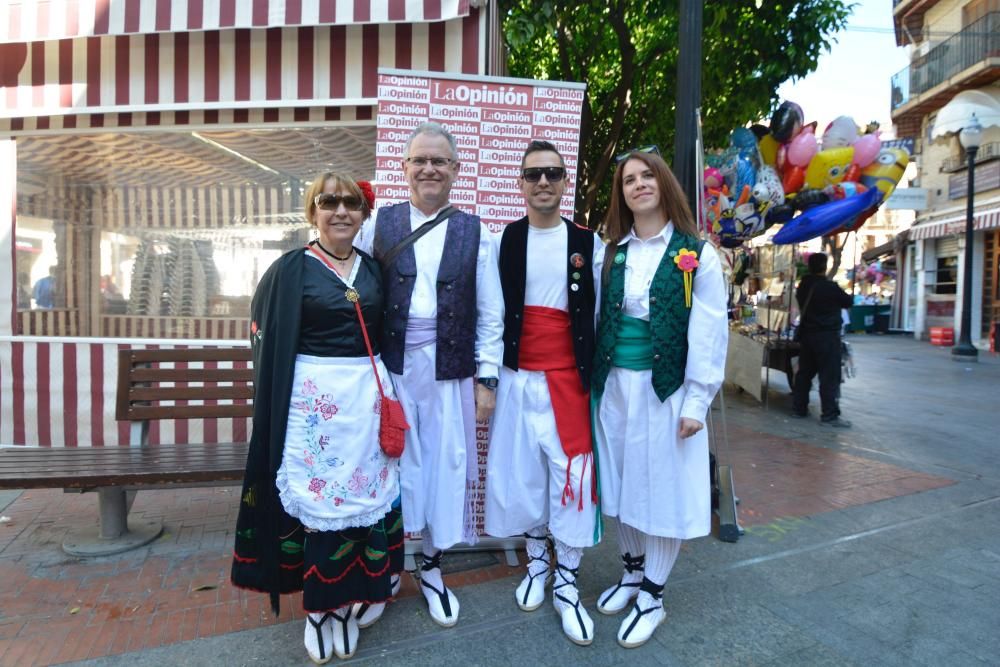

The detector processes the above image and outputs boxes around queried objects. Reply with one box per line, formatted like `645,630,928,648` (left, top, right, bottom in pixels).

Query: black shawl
230,248,381,614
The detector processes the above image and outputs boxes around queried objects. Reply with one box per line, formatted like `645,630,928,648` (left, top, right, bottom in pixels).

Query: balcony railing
891,12,1000,111
939,141,1000,172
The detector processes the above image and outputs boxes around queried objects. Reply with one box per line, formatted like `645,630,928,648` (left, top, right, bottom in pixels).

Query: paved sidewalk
0,335,997,666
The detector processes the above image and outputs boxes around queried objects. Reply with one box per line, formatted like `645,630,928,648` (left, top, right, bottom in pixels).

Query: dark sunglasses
315,193,364,211
615,144,660,164
521,166,567,183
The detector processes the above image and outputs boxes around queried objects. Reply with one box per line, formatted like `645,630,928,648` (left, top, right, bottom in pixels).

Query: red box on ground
929,327,954,346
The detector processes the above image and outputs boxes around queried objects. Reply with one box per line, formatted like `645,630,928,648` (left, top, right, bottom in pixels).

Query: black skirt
302,503,405,612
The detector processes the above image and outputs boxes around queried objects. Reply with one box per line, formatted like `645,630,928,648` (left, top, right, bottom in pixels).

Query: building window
963,0,1000,26
14,127,374,339
932,255,959,295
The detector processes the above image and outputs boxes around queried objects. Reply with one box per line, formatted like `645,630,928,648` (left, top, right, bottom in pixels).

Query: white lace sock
525,525,550,577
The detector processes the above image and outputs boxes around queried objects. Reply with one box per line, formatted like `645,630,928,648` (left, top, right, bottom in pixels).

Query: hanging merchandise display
703,103,910,249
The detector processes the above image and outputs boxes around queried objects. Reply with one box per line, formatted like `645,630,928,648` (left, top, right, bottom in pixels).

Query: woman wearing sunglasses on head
231,172,405,663
591,149,727,648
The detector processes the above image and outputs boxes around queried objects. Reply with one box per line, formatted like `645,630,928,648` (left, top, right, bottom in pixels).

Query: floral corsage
673,248,699,308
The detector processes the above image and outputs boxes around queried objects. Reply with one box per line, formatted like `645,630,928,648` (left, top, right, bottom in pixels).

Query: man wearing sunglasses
485,140,604,645
364,122,503,630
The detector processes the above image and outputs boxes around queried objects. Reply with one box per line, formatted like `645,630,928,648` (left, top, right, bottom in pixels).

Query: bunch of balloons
703,100,911,248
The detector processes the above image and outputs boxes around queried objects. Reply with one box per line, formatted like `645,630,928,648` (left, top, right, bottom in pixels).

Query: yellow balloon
804,146,854,190
758,134,779,166
860,148,909,200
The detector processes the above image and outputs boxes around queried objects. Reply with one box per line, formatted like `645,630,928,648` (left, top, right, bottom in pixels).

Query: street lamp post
953,112,982,361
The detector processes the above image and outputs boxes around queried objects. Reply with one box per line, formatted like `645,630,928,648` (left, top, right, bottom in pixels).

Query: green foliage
500,0,853,226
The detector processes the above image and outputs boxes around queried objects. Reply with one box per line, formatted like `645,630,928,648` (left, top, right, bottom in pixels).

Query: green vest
592,231,704,402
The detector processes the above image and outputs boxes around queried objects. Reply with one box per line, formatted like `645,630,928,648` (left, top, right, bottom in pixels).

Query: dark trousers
792,330,842,421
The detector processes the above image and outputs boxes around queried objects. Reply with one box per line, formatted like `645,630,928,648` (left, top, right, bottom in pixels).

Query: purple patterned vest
373,202,480,380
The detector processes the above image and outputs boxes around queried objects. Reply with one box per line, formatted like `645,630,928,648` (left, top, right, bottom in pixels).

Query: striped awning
0,0,474,43
0,3,487,122
909,207,1000,240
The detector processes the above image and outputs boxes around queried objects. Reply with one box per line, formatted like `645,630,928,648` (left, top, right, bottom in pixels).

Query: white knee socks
642,535,681,587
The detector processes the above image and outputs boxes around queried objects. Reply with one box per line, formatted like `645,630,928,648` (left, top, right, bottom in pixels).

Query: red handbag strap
305,245,386,400
352,299,387,401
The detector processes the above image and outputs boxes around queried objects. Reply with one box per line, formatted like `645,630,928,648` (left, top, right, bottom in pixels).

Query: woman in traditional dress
591,151,728,648
231,172,404,663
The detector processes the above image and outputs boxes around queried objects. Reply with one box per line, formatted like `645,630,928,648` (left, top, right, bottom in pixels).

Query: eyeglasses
615,144,660,164
314,193,364,211
405,156,455,168
521,166,567,182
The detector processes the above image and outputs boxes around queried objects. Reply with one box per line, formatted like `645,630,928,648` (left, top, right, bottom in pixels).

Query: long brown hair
601,152,699,275
303,171,371,225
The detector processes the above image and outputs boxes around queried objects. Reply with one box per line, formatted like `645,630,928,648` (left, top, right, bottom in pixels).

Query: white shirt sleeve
475,221,505,378
355,217,375,255
592,234,606,332
680,241,729,423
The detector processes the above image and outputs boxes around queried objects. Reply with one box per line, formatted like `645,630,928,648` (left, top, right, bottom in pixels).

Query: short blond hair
303,172,371,224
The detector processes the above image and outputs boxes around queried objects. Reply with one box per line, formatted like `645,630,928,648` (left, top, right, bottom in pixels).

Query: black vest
372,202,480,380
498,217,597,391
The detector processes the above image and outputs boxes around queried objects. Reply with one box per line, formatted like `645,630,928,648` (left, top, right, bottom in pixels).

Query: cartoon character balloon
770,101,804,143
804,146,855,190
821,116,859,151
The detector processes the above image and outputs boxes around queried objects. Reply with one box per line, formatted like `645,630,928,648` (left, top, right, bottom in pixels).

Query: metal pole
674,0,703,211
952,145,979,361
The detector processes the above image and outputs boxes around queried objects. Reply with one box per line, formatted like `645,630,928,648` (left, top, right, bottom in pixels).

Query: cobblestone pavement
0,335,996,666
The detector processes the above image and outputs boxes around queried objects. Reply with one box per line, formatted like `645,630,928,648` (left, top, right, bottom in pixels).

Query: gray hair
403,122,459,160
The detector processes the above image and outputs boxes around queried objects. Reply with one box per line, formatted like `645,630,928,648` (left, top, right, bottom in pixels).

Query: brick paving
0,424,955,666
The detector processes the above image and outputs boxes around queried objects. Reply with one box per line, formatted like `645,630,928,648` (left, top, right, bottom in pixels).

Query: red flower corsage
356,181,376,210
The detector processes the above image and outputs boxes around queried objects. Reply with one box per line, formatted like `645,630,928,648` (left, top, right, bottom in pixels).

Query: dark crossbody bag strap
381,206,458,268
797,284,818,332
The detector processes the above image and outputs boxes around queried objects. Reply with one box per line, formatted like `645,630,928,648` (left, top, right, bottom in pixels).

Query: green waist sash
612,315,653,370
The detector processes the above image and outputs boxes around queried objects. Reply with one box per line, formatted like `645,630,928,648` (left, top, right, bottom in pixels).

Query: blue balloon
733,157,757,195
772,188,880,244
730,127,759,161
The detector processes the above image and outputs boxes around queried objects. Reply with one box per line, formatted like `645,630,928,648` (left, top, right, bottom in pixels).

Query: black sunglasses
615,144,660,164
315,193,364,211
521,166,567,183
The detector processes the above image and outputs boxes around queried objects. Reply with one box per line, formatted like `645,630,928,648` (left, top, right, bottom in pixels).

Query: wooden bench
0,347,252,556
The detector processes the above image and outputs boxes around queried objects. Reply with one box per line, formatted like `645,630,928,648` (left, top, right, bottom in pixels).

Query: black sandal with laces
306,612,333,664
598,552,645,613
618,577,665,648
553,563,591,644
420,551,457,625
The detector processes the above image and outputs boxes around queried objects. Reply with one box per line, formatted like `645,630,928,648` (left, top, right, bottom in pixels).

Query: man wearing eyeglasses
484,140,603,645
361,122,503,630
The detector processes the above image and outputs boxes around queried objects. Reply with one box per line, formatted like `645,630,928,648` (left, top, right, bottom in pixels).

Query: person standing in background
792,252,853,427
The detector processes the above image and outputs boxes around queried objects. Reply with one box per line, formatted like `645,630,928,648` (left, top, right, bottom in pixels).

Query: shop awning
0,0,474,43
861,239,899,263
0,1,488,126
908,207,1000,240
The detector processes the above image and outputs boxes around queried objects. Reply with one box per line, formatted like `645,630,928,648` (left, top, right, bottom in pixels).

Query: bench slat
124,348,251,363
0,444,248,489
129,386,255,402
130,368,254,383
124,404,254,420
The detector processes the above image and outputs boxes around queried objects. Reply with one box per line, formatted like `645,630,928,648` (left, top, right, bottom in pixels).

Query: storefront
907,205,1000,344
0,0,500,446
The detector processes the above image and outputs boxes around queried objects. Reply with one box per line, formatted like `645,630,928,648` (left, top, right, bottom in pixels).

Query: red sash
518,306,596,509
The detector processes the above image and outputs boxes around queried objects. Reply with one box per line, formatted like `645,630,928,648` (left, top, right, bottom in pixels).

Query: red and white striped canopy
0,1,488,123
909,207,1000,240
0,0,474,43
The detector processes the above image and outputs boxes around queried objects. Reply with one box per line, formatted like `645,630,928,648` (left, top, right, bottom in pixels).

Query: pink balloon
852,133,882,168
786,129,818,168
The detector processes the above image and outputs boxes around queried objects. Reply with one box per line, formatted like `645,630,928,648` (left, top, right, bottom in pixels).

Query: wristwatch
476,376,499,390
